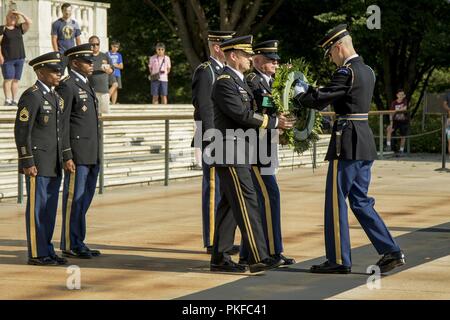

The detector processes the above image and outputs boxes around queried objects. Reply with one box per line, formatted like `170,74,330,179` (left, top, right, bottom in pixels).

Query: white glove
293,80,309,97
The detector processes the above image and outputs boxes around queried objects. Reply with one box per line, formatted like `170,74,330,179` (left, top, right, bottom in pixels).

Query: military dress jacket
295,56,378,161
192,57,223,132
56,71,100,165
14,81,64,177
191,58,224,149
246,69,277,168
211,66,277,167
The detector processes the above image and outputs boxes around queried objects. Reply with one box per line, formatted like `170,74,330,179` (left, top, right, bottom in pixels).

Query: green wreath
271,59,322,154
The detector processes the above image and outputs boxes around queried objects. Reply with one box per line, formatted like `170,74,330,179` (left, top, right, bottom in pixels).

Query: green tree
312,0,450,117
144,0,285,70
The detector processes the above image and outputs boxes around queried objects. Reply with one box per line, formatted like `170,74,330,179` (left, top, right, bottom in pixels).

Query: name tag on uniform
238,86,249,100
43,104,52,111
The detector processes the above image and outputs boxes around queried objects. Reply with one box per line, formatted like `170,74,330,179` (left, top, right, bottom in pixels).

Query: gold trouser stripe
209,167,215,246
65,171,76,250
252,166,275,255
29,176,37,258
229,167,261,262
332,160,342,265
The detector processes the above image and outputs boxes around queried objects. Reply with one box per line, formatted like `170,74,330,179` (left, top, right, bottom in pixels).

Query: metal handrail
2,110,447,203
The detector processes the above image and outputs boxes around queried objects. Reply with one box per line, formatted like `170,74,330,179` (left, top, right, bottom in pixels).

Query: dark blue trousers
60,164,99,251
202,159,221,247
25,175,62,258
325,160,400,267
240,166,282,260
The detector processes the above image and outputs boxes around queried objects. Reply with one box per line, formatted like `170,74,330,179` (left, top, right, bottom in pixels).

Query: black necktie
50,89,59,108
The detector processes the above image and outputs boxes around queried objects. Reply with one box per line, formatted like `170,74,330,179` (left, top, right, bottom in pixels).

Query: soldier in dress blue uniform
240,40,295,266
293,24,406,274
209,35,294,273
56,43,101,259
191,30,239,255
14,52,67,266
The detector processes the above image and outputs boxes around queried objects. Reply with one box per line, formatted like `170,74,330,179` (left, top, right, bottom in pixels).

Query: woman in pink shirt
148,42,171,104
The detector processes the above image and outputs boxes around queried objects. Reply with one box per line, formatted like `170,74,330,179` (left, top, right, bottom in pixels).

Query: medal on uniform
59,97,64,111
44,115,49,124
82,105,88,112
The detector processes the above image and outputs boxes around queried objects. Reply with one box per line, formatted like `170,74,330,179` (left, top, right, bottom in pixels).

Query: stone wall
0,0,110,102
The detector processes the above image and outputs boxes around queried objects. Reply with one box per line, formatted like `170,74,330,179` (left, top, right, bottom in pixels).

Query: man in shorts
386,89,409,156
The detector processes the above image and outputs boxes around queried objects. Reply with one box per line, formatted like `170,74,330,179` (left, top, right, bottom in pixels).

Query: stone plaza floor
0,154,449,299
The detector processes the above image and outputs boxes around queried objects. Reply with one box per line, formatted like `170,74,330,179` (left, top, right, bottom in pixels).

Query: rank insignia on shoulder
19,107,29,122
246,73,257,81
200,61,211,69
336,67,350,75
217,74,231,80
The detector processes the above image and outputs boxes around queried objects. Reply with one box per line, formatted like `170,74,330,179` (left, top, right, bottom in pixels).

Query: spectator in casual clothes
51,3,81,70
0,9,31,106
88,35,114,114
107,40,123,104
386,89,409,155
148,42,171,104
443,91,450,155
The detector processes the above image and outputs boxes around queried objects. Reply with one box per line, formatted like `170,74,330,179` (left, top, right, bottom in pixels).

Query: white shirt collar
343,54,359,66
255,68,272,87
226,65,244,82
37,80,52,94
71,69,88,83
210,56,224,69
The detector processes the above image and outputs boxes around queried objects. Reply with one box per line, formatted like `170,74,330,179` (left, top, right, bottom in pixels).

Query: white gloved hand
293,80,309,97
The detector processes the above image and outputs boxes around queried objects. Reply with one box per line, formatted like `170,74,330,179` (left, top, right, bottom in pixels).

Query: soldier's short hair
61,3,71,11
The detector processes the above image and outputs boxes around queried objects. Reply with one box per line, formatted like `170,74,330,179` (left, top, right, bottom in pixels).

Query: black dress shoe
50,254,68,265
310,261,351,274
238,257,248,266
28,256,59,266
225,245,240,256
376,250,405,273
210,259,247,272
272,254,296,265
62,247,92,259
249,256,283,273
84,247,101,257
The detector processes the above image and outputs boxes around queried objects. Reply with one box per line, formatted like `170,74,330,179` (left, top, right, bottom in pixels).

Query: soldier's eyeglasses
91,43,100,46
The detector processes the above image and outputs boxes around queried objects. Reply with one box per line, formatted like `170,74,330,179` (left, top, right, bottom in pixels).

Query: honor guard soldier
293,24,405,274
209,35,294,273
56,43,101,259
14,52,67,266
192,30,240,255
240,40,295,266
